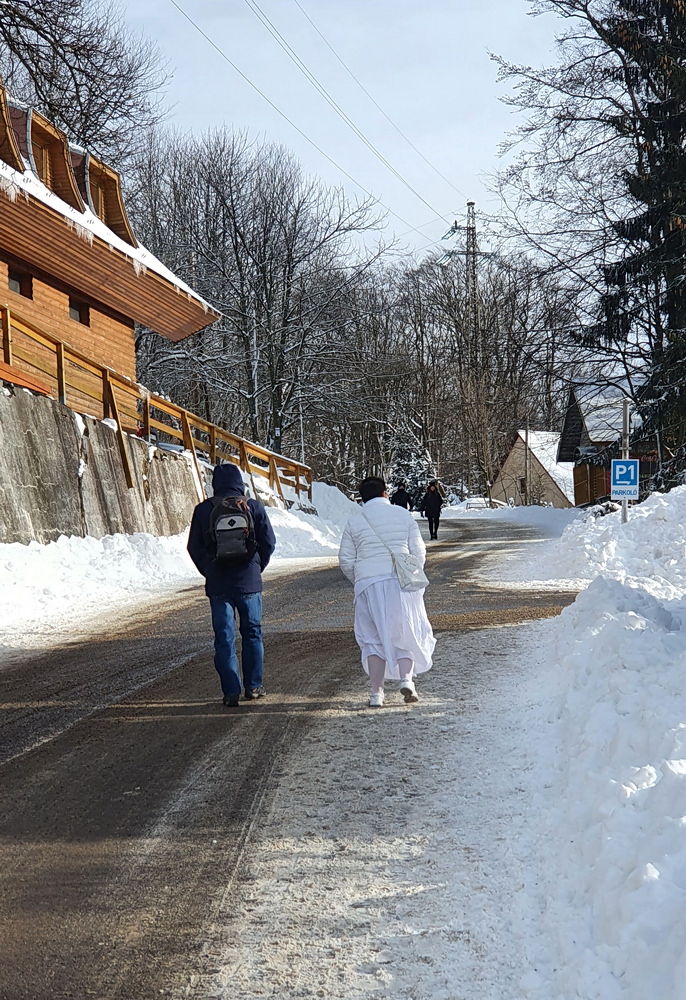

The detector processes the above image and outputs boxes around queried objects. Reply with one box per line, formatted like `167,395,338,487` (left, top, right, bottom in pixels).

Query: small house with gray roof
557,389,625,505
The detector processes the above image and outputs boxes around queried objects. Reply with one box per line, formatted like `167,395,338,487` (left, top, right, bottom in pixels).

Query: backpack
208,495,258,565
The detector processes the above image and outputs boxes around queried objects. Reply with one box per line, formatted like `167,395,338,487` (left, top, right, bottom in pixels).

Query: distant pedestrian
187,463,276,708
390,482,413,510
339,476,435,708
419,482,443,540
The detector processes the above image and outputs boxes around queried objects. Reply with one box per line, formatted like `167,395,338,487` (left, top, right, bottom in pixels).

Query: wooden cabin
0,87,219,397
491,430,575,508
557,389,625,505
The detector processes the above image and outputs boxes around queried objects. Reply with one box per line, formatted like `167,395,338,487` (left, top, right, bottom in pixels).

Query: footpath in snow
188,491,686,999
6,477,686,999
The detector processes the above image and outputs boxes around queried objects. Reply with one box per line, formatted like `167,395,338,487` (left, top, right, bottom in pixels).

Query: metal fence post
622,396,630,524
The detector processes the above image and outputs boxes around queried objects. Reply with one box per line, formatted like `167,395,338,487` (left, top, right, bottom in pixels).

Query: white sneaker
369,691,385,708
399,679,419,703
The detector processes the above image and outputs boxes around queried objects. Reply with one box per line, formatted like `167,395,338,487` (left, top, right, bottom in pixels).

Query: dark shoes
223,688,266,706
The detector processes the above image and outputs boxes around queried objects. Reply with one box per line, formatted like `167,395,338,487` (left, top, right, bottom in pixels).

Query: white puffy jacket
338,497,426,584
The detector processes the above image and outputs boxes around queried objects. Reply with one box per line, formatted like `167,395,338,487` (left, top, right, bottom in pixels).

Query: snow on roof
0,157,212,313
576,391,625,443
518,430,575,503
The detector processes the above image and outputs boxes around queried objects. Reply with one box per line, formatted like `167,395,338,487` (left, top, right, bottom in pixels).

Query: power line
168,0,444,241
241,0,450,222
291,0,470,205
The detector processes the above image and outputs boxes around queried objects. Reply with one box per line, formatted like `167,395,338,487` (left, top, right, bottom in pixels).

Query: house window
8,268,32,298
91,181,107,223
519,477,527,496
69,297,90,325
32,142,52,187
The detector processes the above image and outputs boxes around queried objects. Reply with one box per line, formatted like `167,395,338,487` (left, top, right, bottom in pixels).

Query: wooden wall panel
0,258,136,382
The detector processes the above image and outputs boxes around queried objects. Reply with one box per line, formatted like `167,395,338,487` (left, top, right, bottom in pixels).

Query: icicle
65,218,94,245
132,258,148,277
0,175,19,203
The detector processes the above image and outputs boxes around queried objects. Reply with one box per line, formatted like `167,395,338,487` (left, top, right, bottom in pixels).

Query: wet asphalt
0,518,576,999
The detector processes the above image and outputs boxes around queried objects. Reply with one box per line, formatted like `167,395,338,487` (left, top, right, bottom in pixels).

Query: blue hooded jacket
187,463,276,596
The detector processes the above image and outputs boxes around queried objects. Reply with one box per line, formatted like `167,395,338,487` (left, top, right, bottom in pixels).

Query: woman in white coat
338,476,436,707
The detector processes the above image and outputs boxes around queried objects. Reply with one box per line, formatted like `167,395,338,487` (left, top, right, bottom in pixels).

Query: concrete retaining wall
0,386,203,544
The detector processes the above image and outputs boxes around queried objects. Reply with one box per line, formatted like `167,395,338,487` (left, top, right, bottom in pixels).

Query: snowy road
0,519,575,1000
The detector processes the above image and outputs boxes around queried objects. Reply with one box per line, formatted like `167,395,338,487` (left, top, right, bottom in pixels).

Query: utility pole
465,201,479,355
443,202,491,497
622,396,630,524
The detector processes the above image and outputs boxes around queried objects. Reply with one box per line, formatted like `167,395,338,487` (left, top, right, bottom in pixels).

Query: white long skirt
353,575,436,680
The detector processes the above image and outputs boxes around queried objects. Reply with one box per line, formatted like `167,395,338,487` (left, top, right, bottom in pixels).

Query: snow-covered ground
443,498,580,535
476,487,686,999
191,624,551,1000
6,475,686,999
492,486,686,594
0,482,355,654
193,487,686,999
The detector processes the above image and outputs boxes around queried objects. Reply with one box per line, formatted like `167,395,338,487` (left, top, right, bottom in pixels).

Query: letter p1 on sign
611,459,639,501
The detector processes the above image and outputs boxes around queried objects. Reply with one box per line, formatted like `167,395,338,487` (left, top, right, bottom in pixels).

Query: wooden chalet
0,87,219,395
557,389,625,505
491,430,575,509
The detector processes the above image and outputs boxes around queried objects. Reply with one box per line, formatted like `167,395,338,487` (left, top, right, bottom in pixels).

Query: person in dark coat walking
390,483,413,510
419,482,443,540
187,463,276,707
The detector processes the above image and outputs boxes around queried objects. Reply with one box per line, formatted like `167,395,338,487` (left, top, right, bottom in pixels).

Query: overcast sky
121,0,561,253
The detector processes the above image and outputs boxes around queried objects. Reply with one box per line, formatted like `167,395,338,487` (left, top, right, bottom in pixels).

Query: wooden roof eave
0,188,220,340
0,91,24,172
88,155,138,247
28,109,85,212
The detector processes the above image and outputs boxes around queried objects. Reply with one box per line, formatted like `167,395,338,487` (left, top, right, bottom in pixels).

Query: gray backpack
208,496,257,565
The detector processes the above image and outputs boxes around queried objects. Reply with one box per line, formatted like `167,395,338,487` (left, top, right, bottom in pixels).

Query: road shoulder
178,619,557,1000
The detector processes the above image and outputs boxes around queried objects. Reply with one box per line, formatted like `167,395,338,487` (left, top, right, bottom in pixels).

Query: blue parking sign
611,459,639,500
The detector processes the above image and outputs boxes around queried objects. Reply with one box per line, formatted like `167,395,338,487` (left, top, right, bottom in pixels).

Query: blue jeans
209,593,264,698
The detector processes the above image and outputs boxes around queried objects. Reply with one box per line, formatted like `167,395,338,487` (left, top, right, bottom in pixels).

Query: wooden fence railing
1,304,312,502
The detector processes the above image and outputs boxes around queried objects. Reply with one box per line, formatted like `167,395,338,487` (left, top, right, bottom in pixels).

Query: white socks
367,655,414,695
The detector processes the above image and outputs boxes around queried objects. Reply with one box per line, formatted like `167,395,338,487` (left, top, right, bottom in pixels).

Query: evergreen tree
498,0,686,484
388,433,437,508
596,2,686,461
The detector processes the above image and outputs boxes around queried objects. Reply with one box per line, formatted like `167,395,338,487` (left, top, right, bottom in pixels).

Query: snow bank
1,483,354,651
0,531,199,646
527,577,686,999
516,485,686,997
311,481,358,523
500,486,686,596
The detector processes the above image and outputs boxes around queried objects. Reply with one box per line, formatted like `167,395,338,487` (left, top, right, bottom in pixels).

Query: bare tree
0,0,167,164
129,128,386,456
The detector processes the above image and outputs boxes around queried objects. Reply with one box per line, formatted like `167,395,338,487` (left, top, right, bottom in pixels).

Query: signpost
613,396,634,523
611,458,639,512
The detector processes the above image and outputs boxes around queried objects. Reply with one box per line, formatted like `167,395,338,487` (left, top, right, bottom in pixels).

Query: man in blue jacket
187,463,276,708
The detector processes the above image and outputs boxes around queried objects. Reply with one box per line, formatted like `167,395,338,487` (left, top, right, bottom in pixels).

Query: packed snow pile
500,486,686,595
517,485,686,997
0,531,199,646
1,482,354,651
527,575,686,1000
311,481,358,523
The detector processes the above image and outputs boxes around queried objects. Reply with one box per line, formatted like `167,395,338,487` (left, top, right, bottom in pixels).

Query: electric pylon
465,200,479,344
